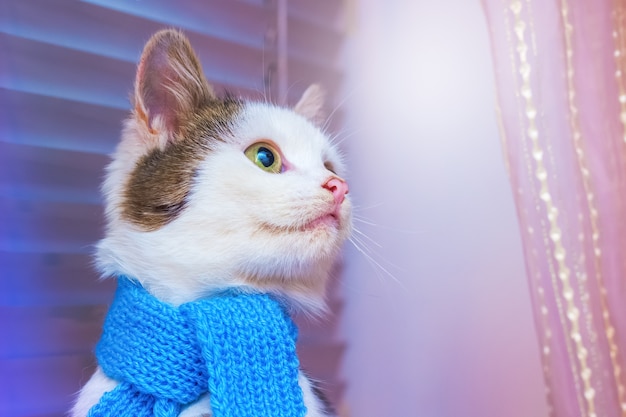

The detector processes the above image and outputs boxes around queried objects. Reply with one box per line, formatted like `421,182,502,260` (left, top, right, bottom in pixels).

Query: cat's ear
294,84,326,125
133,29,214,139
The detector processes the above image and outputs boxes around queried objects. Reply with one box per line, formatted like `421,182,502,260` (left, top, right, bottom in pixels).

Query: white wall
340,1,549,416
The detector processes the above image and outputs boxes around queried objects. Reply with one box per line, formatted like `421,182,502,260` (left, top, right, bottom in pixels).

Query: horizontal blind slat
0,354,95,417
0,198,102,253
287,14,343,67
289,0,346,32
0,142,106,204
285,60,343,107
0,33,134,110
81,0,270,51
1,0,268,57
0,304,107,359
1,0,157,63
0,33,266,110
0,88,125,153
0,252,112,307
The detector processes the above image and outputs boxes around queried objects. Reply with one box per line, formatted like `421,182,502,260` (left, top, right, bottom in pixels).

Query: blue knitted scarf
88,277,306,417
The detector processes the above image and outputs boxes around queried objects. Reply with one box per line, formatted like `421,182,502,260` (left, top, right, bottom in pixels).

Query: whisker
261,37,270,103
349,232,377,256
351,228,407,274
352,226,382,248
321,88,357,133
330,128,362,147
352,202,385,212
352,214,425,236
348,237,405,288
352,217,379,227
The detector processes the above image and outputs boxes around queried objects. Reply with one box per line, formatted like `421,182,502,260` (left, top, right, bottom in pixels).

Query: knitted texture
88,277,307,417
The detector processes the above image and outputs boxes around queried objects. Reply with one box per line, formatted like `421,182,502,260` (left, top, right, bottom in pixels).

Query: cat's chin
301,213,339,231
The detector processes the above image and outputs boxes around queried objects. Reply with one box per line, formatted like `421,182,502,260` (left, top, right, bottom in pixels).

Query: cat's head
95,29,351,312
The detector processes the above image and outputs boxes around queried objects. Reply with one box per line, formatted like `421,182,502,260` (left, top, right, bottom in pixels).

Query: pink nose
323,177,349,205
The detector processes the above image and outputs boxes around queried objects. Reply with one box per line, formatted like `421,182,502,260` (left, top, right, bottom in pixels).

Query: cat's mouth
258,210,342,234
301,212,339,231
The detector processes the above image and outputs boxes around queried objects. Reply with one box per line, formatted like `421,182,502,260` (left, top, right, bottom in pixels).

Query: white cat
71,29,351,417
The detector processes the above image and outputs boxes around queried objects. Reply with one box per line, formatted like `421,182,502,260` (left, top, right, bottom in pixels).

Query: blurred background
0,1,547,416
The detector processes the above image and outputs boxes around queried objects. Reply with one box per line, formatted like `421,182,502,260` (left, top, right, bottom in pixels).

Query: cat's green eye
244,142,283,174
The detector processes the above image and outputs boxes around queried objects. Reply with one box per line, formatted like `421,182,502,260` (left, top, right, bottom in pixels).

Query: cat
70,29,351,417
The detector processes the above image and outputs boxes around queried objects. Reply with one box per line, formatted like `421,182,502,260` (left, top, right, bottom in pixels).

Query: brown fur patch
122,98,242,231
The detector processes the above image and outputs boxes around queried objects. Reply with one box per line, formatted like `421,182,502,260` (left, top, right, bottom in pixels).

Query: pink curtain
481,1,626,416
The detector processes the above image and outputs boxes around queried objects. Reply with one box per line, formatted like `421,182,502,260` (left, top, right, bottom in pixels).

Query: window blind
0,1,346,416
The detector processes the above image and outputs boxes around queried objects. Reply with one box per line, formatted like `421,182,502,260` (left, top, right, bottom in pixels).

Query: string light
510,1,596,416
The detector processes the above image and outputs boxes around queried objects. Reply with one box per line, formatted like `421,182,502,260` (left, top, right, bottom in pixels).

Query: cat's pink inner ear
134,53,179,134
133,29,214,136
294,84,326,125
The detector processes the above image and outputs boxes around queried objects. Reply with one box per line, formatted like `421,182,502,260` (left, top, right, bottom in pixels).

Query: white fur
95,102,350,308
72,100,350,417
